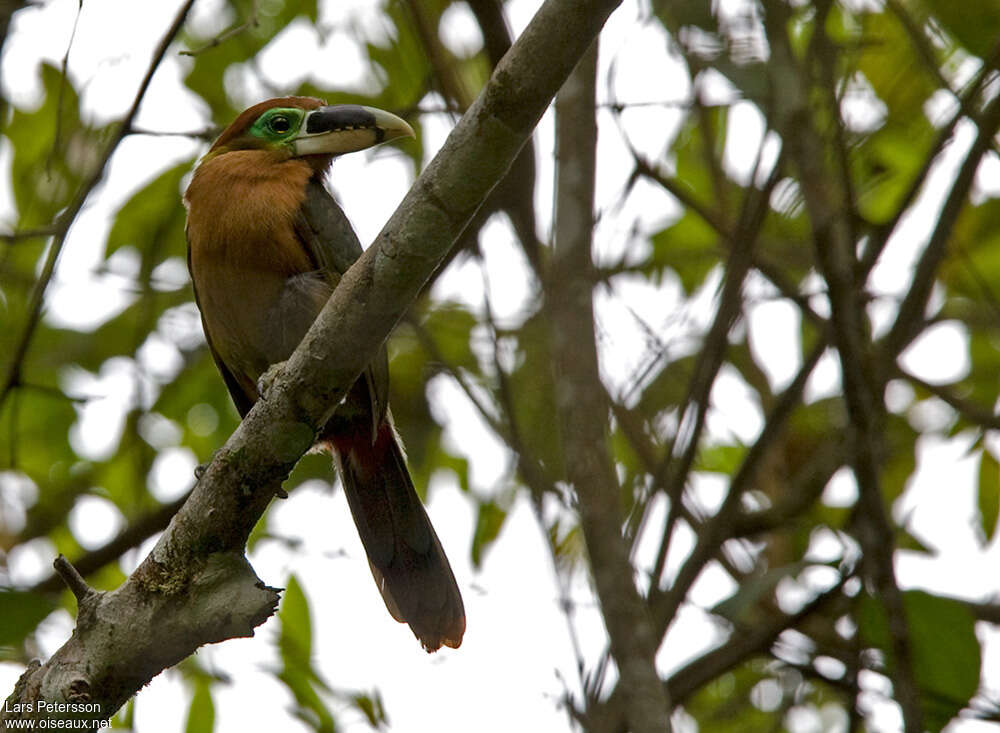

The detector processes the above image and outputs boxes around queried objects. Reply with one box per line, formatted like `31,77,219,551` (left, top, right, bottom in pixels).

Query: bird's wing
295,177,391,431
296,177,365,274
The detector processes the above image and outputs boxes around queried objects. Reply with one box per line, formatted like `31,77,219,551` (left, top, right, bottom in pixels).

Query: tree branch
52,555,96,605
547,40,672,733
882,90,1000,359
588,572,850,732
30,492,192,594
765,4,922,728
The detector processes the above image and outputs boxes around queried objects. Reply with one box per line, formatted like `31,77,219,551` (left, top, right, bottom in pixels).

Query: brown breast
185,151,322,387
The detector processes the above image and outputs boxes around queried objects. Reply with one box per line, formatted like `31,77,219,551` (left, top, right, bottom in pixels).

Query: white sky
1,1,999,732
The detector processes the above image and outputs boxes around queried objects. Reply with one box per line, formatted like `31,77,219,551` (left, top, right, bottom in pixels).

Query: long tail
329,425,465,652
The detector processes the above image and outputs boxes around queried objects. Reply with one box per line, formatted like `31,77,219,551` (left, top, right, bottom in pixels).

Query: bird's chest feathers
186,151,331,375
186,151,316,275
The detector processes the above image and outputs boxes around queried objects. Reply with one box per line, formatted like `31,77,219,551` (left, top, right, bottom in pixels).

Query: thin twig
0,227,58,242
882,89,1000,358
45,0,83,175
32,493,192,594
649,339,826,631
52,554,95,604
179,1,258,57
593,570,851,728
899,368,1000,431
859,40,1000,277
649,152,786,590
125,125,217,140
417,99,695,116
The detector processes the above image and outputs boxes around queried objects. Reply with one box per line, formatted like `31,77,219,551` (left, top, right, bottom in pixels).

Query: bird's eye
269,115,291,134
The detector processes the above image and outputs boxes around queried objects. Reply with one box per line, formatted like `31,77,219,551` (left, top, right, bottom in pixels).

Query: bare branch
52,555,95,605
882,90,1000,359
179,0,258,57
765,3,923,728
0,227,58,242
31,492,192,594
899,369,1000,431
859,39,1000,277
548,39,672,733
45,0,82,175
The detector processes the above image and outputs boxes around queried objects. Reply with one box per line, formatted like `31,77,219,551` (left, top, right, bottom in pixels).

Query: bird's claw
194,449,220,480
257,360,288,400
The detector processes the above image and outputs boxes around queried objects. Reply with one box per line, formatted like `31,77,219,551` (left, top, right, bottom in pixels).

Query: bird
183,96,465,652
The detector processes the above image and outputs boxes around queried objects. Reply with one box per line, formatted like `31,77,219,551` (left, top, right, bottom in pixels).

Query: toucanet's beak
292,105,415,157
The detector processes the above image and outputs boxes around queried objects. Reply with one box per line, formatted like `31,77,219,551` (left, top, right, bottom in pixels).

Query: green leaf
471,498,506,568
30,288,191,374
0,391,82,528
683,661,789,732
184,679,215,733
350,691,387,728
279,666,336,733
978,450,1000,543
0,590,56,647
366,1,433,109
854,122,934,225
857,10,940,117
649,212,719,292
384,305,468,497
941,199,1000,302
507,312,564,481
277,574,337,732
420,302,478,372
114,699,135,729
894,526,933,555
711,561,810,624
151,343,242,455
919,0,1000,57
695,443,747,475
858,590,980,730
7,63,107,228
106,160,194,268
881,413,919,504
279,573,313,666
549,519,584,574
182,0,320,122
637,354,696,419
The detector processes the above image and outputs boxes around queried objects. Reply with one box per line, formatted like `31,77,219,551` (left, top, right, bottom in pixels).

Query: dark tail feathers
332,426,465,652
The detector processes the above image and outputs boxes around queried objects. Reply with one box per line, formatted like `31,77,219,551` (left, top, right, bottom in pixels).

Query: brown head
185,97,415,249
203,96,415,170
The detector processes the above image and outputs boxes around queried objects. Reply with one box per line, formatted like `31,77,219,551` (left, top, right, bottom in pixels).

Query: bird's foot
257,360,288,400
194,449,220,480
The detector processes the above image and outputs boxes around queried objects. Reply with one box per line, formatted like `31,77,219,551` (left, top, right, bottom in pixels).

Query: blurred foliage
858,590,981,731
3,0,1000,731
276,574,337,732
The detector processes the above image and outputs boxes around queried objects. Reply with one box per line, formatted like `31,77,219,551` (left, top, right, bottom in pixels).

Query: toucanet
184,97,465,652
